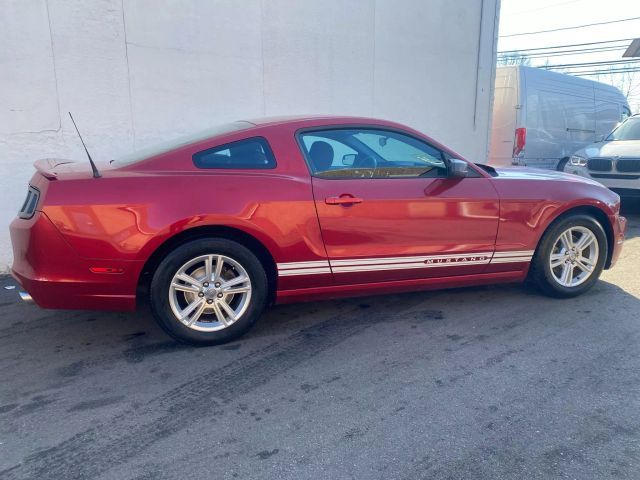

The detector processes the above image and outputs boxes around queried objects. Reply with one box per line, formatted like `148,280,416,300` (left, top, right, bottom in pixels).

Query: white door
489,69,519,167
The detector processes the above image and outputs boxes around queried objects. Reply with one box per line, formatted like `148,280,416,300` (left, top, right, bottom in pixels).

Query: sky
498,0,640,111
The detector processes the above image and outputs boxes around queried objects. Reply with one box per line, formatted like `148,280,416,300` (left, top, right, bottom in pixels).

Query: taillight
513,127,526,156
18,186,40,219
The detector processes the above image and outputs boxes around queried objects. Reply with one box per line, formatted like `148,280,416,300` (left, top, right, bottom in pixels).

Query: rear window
193,137,276,169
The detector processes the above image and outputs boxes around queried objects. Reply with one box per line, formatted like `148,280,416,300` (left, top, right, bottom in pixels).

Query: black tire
556,157,569,171
528,214,607,298
149,238,268,345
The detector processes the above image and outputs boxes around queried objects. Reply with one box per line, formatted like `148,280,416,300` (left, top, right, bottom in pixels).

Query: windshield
606,117,640,141
111,121,253,166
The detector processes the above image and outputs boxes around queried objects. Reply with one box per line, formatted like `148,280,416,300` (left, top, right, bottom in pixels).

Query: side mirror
596,134,605,142
342,154,356,166
448,158,468,178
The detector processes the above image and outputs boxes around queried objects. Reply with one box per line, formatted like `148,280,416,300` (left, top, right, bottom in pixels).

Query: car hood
574,140,640,158
492,166,603,187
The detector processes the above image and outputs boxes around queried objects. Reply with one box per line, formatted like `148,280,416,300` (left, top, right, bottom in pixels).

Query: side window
193,137,276,169
299,128,448,179
301,135,357,168
353,132,446,175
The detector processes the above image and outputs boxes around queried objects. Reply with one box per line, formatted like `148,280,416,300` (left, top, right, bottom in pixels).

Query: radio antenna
68,112,101,178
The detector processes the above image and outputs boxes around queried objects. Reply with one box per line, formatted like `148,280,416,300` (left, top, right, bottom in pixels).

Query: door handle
325,195,363,205
566,128,595,133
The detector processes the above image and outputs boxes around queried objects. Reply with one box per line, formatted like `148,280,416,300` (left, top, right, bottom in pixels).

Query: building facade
0,0,500,268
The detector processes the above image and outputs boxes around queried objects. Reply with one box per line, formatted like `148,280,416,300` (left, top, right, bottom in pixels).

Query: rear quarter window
113,121,253,166
193,137,276,169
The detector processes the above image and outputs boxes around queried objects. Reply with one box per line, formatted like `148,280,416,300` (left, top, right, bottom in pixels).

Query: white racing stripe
331,252,494,267
278,267,332,276
277,260,330,270
277,260,331,277
332,259,491,273
492,250,534,258
491,250,534,264
491,256,533,263
276,250,534,276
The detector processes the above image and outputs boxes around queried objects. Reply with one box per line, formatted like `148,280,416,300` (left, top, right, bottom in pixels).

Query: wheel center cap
203,287,219,299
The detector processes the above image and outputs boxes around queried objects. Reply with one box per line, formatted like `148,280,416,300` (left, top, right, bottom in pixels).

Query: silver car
564,114,640,198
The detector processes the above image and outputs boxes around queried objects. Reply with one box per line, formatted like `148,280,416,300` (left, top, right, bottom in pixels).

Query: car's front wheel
529,214,607,298
149,238,268,345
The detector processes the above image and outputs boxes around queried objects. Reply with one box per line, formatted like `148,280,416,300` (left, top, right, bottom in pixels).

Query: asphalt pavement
1,203,639,480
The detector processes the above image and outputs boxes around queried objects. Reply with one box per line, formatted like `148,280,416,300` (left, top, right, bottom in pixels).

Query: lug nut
217,293,223,298
215,282,221,288
198,292,204,297
203,282,209,287
206,299,213,304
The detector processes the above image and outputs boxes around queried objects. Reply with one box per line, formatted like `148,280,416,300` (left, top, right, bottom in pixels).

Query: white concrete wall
0,0,500,269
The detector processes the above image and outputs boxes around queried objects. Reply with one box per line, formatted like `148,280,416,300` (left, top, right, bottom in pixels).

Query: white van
489,66,630,170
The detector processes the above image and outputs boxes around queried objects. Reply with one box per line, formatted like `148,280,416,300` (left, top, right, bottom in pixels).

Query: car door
298,127,500,285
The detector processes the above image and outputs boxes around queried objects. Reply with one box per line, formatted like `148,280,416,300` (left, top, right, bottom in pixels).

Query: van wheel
528,214,607,298
149,238,268,345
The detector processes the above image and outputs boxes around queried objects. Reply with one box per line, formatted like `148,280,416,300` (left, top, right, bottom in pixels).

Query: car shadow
1,273,637,365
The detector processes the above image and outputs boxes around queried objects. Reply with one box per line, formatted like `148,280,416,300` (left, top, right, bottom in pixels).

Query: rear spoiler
33,159,75,180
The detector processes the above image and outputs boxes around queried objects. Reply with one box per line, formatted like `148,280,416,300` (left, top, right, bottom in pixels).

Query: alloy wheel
549,226,599,288
168,254,252,331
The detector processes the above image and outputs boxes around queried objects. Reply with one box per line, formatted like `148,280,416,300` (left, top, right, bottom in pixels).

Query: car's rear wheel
150,238,268,345
528,214,607,298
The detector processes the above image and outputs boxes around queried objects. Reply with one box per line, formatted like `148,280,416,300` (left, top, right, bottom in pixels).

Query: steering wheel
352,154,376,178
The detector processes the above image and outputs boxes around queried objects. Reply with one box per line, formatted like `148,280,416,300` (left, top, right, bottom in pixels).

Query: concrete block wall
0,0,500,269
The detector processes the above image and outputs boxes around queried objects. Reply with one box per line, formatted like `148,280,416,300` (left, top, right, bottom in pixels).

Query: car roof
243,115,400,128
113,115,434,168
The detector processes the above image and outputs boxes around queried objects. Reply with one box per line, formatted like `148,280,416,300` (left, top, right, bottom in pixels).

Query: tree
497,51,532,66
591,63,640,114
608,65,639,112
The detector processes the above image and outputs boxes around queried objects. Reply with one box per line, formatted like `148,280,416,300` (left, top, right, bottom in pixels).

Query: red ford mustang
10,116,627,345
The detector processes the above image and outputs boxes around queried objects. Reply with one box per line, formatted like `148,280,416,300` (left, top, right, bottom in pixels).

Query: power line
499,45,628,57
500,16,640,37
551,65,640,75
573,68,640,76
543,58,640,69
570,66,640,74
498,45,627,59
498,38,636,54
